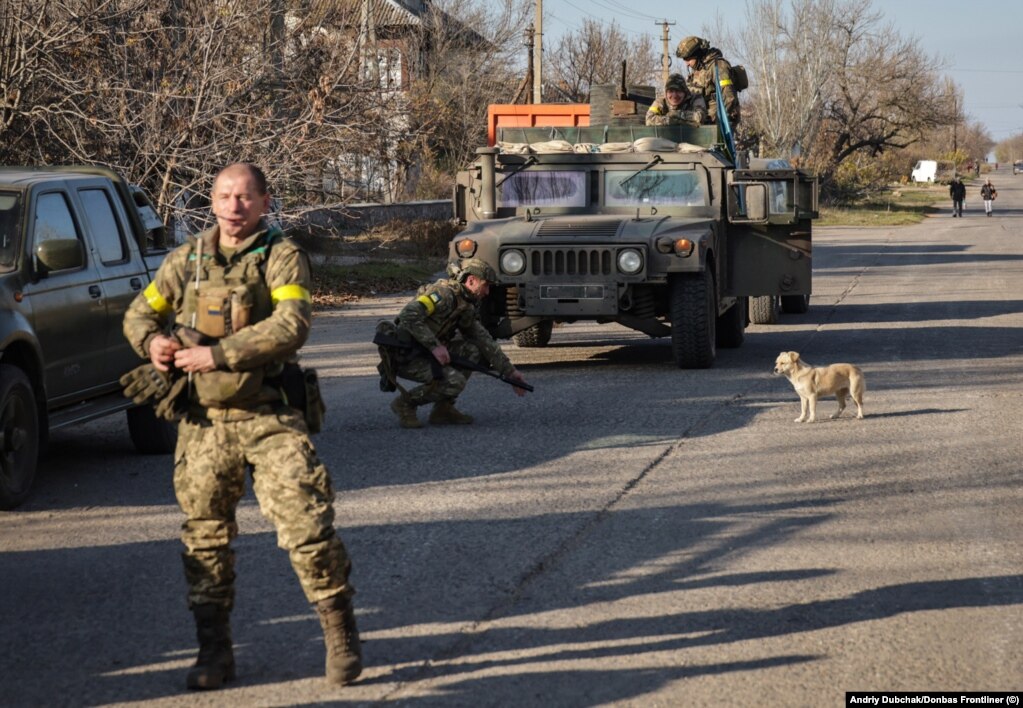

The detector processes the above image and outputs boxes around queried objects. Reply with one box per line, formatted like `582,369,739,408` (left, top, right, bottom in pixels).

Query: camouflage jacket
123,222,313,408
645,94,709,127
686,49,741,125
396,279,514,376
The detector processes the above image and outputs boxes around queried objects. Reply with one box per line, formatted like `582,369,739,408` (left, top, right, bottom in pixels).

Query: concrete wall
301,199,453,234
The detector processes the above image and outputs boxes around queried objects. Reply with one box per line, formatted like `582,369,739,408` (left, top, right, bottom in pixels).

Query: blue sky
540,0,1023,143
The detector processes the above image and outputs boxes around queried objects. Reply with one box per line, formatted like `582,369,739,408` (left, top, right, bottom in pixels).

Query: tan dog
773,351,865,423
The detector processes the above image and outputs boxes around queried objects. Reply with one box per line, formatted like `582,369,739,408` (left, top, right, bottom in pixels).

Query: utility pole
952,94,958,176
656,19,676,88
533,0,543,104
521,24,535,105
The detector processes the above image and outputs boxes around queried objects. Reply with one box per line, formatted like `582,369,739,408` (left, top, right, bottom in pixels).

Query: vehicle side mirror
36,238,84,273
728,183,769,224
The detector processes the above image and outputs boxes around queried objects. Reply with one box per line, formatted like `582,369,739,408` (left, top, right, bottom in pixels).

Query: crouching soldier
377,258,529,428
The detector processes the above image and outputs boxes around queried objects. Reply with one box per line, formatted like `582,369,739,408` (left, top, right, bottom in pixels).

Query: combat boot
315,594,363,686
186,604,235,690
390,396,422,428
428,400,474,425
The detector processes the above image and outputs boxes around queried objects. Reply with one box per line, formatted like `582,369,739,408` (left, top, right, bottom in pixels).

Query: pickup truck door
72,183,151,385
23,188,108,405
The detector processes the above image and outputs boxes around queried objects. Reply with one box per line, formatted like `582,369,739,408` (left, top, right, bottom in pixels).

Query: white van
911,160,938,183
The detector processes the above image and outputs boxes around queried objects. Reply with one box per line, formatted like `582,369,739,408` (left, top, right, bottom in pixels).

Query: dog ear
788,351,800,362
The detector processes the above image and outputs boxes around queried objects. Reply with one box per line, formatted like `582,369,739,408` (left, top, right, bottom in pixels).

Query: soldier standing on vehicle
378,258,528,429
981,178,997,216
675,35,741,126
950,176,966,217
122,163,362,690
645,73,708,127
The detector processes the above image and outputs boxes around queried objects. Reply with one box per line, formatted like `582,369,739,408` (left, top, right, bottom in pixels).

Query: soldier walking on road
376,258,528,429
122,163,362,690
950,176,966,217
981,178,997,216
675,35,741,126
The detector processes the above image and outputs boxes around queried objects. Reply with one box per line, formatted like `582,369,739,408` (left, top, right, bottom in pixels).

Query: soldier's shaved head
215,163,268,195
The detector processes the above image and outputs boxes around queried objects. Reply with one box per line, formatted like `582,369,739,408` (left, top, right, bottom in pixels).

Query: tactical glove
153,375,190,422
120,364,172,406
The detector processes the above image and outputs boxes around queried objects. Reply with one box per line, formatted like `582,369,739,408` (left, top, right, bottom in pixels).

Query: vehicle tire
0,364,40,510
781,293,810,314
513,321,553,348
669,271,716,369
749,295,780,325
716,297,745,348
127,405,177,455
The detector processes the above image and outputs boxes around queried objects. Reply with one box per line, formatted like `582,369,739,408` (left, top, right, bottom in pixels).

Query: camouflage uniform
645,95,708,127
393,277,514,408
123,221,353,610
676,37,741,126
686,48,741,126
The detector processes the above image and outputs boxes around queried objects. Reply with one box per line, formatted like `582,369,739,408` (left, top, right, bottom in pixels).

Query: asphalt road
2,170,1021,707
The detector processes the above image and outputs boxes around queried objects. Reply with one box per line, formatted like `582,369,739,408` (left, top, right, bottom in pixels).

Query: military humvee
451,115,817,369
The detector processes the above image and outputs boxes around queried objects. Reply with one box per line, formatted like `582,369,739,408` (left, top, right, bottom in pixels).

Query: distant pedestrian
980,179,997,216
949,177,966,217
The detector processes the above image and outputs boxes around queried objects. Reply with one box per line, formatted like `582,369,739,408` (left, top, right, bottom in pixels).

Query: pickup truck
0,165,175,509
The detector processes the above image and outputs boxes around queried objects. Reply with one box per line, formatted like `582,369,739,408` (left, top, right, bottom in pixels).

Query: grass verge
818,184,949,226
312,257,446,309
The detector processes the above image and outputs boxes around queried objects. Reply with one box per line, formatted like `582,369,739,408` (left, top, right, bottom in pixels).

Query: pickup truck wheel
749,295,780,325
781,294,810,314
0,365,40,510
513,321,553,348
670,271,716,369
716,297,746,348
127,406,177,455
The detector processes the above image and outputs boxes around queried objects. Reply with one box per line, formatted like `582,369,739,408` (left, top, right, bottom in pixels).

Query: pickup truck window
34,192,81,248
0,192,18,272
499,171,587,208
78,188,128,264
604,170,706,207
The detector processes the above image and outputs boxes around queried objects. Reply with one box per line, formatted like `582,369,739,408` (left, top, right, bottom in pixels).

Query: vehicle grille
529,248,613,276
536,219,622,239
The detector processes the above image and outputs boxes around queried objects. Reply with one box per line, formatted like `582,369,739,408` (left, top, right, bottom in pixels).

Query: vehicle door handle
88,285,102,299
130,278,142,290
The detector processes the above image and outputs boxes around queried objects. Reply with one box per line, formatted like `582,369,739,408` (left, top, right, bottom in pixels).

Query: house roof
359,0,487,46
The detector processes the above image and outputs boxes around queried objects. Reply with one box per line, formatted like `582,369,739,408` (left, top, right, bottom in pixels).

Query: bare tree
545,18,659,103
721,0,960,191
382,0,530,199
822,3,956,172
737,0,834,158
0,0,406,232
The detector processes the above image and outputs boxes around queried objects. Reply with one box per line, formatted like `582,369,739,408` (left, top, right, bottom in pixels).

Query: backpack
730,65,749,92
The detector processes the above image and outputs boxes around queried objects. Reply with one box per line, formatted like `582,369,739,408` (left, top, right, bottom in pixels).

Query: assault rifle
373,331,534,393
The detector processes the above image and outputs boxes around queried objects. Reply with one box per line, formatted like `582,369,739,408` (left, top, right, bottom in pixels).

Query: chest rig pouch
182,238,276,408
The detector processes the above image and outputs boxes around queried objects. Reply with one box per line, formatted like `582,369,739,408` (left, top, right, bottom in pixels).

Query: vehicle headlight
501,249,526,276
617,248,643,274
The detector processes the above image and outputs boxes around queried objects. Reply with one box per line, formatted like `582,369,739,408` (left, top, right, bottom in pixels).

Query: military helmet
665,73,688,92
455,258,497,284
675,35,709,60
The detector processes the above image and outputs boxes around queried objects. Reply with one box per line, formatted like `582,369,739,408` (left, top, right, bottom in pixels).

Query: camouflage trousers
394,339,480,406
174,406,353,609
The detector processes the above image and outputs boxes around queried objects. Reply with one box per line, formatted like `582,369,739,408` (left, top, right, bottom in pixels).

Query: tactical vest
182,229,281,408
415,280,475,344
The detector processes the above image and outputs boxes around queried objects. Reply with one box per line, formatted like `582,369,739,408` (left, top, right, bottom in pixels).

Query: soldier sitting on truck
645,73,708,127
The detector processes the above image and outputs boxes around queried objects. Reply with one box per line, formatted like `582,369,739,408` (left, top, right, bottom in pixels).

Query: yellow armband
270,284,311,306
143,281,173,316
